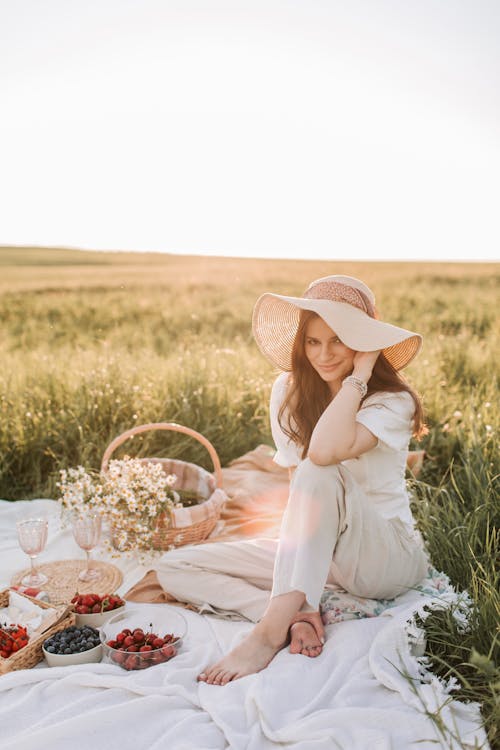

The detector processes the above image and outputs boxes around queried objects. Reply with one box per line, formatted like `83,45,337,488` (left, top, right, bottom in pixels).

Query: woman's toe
205,668,220,684
289,636,303,654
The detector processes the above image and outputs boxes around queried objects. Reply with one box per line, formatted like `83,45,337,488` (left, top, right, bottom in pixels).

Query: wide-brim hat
252,275,422,372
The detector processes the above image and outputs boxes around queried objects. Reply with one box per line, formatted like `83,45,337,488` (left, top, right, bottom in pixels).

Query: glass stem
30,555,37,578
85,550,90,573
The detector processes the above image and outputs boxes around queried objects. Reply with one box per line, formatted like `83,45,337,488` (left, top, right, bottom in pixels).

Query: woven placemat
11,560,123,605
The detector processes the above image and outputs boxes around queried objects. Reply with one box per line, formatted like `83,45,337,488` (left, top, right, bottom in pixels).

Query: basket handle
100,422,224,489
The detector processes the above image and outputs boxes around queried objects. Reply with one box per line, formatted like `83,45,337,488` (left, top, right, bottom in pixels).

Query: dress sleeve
355,391,414,452
269,373,302,467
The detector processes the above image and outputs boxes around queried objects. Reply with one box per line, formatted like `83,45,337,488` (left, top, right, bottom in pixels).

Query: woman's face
304,315,355,393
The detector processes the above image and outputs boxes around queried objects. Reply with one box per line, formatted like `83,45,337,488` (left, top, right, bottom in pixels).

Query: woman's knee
157,545,200,570
292,458,344,491
288,459,345,523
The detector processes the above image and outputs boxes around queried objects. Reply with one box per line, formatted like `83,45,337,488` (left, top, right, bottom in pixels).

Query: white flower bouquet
58,457,182,553
57,466,103,517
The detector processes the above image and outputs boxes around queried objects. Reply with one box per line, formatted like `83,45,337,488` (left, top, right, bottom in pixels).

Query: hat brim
252,293,422,371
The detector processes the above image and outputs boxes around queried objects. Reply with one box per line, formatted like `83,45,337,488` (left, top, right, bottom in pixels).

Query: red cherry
133,629,145,643
124,655,138,670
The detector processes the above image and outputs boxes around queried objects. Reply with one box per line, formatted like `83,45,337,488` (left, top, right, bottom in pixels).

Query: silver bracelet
342,375,368,398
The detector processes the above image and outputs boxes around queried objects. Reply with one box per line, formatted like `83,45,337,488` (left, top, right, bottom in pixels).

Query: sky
1,0,499,262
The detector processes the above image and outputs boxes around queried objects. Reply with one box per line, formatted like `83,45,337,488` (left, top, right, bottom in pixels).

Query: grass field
1,246,498,747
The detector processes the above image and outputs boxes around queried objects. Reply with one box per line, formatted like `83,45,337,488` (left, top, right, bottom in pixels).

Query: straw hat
252,275,422,372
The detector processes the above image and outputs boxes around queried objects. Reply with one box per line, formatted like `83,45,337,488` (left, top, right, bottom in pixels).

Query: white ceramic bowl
100,605,187,671
43,641,102,667
75,604,126,628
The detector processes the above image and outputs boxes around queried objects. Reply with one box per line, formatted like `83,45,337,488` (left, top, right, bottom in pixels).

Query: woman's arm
308,351,380,465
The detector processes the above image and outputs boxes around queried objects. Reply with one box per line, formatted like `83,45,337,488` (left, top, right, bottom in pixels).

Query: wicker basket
0,589,75,674
101,422,228,551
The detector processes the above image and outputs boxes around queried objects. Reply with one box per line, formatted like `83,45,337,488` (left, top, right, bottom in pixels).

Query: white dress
155,374,428,621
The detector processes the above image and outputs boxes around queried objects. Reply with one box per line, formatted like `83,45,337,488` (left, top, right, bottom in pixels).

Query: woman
156,274,428,685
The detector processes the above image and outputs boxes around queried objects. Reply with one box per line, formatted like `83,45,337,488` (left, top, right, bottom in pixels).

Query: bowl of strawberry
100,605,187,671
0,624,29,659
72,593,126,627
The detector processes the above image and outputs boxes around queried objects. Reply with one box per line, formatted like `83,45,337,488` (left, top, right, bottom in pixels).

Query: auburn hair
278,310,426,459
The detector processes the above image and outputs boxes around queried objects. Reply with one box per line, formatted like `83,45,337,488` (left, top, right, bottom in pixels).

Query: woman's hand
352,349,381,382
308,349,380,465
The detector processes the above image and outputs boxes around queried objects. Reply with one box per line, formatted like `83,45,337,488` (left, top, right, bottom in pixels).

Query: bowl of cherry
100,605,187,671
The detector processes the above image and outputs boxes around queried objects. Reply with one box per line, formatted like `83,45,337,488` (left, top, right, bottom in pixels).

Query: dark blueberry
64,648,72,654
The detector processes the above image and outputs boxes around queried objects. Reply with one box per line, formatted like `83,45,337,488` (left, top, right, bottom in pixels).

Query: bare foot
197,625,285,685
289,621,323,657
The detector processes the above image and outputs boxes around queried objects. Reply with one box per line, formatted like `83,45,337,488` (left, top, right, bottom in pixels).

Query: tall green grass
0,248,498,746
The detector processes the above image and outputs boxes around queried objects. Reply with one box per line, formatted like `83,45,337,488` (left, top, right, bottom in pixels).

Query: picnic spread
0,444,488,750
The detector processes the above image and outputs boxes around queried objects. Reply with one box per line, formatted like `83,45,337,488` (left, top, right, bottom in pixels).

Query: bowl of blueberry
42,625,102,667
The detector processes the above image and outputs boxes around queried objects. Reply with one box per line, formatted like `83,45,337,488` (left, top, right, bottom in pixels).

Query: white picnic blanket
0,499,488,750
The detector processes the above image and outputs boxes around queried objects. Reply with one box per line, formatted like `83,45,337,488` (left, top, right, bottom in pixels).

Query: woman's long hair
278,309,426,459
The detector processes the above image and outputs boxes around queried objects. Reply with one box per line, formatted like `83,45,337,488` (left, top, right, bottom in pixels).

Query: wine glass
16,518,49,587
71,511,102,581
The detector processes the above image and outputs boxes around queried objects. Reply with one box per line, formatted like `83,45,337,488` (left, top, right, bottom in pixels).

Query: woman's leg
155,538,277,622
199,460,350,683
270,459,349,610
